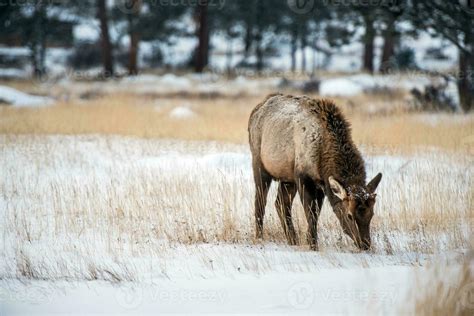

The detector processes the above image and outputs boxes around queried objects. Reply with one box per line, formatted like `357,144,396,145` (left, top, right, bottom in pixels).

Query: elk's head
328,173,382,251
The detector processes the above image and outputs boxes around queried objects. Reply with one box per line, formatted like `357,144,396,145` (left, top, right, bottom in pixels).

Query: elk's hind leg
275,182,298,245
253,163,272,240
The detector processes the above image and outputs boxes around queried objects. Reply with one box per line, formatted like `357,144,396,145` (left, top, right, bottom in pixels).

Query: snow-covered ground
0,135,471,314
2,264,469,315
49,73,282,97
318,73,460,107
0,47,70,79
0,70,461,112
37,71,459,111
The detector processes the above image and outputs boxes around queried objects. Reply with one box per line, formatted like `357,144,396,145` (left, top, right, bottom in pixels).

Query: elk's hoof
287,237,298,246
309,244,319,251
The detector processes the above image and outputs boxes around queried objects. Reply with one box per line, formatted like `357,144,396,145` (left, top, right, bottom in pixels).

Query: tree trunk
458,47,474,113
97,0,114,77
311,46,317,76
255,31,263,72
128,0,141,76
194,0,209,73
301,36,307,73
380,20,397,73
30,1,46,78
362,15,375,73
255,0,265,72
226,33,233,76
30,43,40,78
291,28,298,72
244,21,253,59
39,34,46,77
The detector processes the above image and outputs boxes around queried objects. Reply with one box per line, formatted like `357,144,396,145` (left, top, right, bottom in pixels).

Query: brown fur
301,96,366,187
248,94,382,250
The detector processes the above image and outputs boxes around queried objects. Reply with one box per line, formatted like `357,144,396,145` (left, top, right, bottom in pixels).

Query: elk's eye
347,214,354,221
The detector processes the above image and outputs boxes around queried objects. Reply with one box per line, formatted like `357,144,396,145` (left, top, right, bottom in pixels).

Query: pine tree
411,1,474,112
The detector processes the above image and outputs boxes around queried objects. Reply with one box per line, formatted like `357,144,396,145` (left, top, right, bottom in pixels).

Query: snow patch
169,105,196,119
319,74,444,97
160,74,192,89
319,77,363,97
0,68,29,80
0,85,53,107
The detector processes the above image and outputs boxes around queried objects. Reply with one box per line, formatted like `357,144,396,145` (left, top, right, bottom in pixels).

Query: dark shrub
393,47,418,71
68,41,103,70
411,81,457,112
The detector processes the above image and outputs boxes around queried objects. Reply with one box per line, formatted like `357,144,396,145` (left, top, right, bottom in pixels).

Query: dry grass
0,94,251,143
1,134,471,281
0,93,472,152
410,256,474,316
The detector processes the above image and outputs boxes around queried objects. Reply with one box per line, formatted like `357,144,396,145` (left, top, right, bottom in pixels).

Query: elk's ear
367,173,383,193
329,176,347,201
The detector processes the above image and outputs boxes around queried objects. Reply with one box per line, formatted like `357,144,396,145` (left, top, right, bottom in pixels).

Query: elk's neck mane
305,98,366,187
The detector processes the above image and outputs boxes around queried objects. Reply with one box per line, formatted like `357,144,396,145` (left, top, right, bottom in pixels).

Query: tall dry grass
408,256,474,316
0,93,472,152
1,135,471,281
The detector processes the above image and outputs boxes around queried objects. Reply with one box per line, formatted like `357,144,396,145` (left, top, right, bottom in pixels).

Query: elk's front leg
296,175,321,250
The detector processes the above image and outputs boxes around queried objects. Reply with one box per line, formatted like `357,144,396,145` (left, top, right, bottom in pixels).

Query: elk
248,94,382,250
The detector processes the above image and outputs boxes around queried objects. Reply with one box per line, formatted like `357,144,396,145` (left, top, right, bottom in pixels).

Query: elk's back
249,95,323,182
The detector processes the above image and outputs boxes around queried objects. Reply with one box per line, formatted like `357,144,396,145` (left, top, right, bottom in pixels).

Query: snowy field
0,135,472,314
1,4,472,314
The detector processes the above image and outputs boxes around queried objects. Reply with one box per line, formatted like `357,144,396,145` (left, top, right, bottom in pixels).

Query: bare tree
29,1,47,78
97,0,114,77
194,0,209,73
361,13,376,73
380,0,407,73
127,0,142,75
